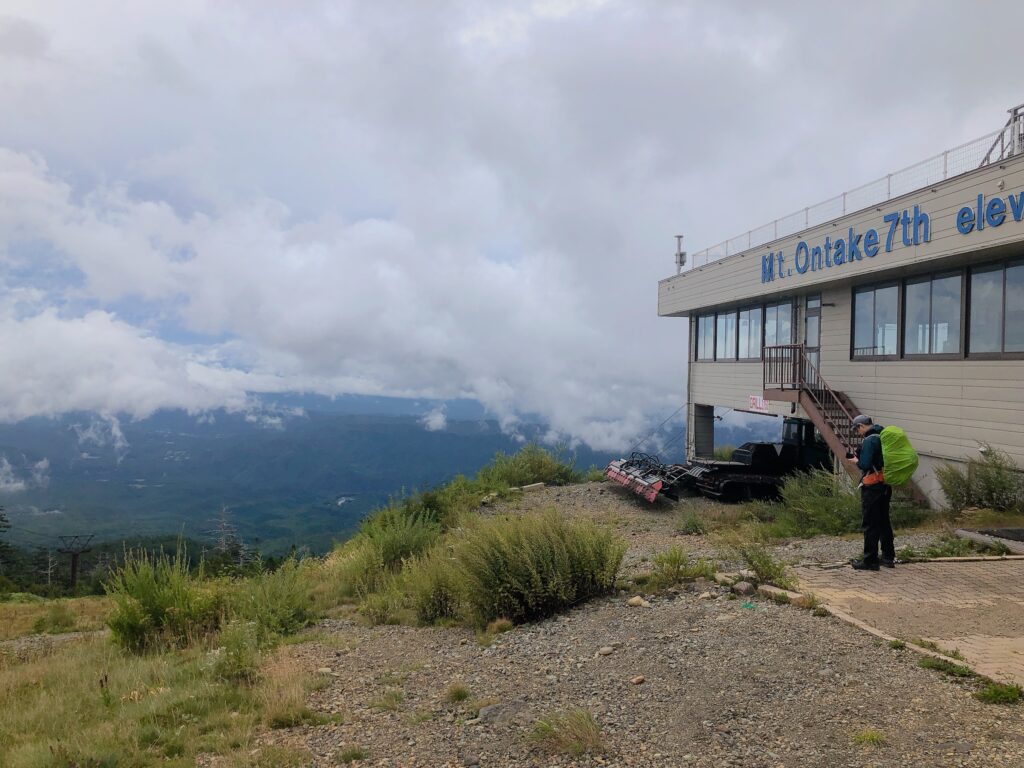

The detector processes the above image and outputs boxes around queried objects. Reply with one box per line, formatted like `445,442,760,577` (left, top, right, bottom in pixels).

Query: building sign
760,192,1024,284
748,395,770,413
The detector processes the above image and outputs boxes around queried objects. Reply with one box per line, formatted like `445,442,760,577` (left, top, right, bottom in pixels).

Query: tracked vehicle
605,417,831,503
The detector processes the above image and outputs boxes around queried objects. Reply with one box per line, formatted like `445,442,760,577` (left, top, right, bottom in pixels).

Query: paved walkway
796,559,1024,686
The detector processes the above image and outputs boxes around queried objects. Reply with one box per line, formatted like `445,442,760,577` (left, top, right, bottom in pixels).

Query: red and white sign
748,395,770,413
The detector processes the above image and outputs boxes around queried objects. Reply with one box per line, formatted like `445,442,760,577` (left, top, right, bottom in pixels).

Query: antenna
675,235,687,274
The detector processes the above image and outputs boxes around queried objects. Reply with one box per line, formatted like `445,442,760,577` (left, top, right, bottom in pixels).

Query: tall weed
476,444,581,489
228,559,316,638
937,447,1023,513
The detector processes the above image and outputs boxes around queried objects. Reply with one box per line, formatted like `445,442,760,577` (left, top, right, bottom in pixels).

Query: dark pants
861,483,895,563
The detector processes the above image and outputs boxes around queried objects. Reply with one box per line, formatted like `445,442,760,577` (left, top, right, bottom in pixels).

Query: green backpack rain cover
880,426,918,486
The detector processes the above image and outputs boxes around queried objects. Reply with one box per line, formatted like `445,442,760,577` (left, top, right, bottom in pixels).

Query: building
659,105,1024,505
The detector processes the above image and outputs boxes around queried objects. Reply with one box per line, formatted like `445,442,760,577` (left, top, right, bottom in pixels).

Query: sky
0,0,1021,450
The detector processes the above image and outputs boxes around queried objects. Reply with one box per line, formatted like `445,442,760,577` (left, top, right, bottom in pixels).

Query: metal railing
684,109,1024,271
763,344,861,454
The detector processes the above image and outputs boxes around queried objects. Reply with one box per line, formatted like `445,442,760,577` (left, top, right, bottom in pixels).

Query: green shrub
918,656,973,677
361,508,441,570
358,582,405,626
337,746,369,763
212,620,263,682
648,546,714,588
735,542,794,589
675,508,707,535
585,466,606,482
937,447,1024,513
445,683,470,703
974,682,1022,704
105,548,222,652
404,547,462,625
456,511,625,626
713,445,736,461
228,559,317,638
31,602,77,634
476,444,581,489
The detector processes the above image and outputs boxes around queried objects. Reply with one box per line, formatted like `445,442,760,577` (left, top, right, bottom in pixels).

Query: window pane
931,274,961,354
854,290,874,355
875,286,898,355
806,295,821,310
697,315,714,360
716,312,736,360
805,315,819,348
904,280,930,355
748,308,762,357
776,302,792,344
970,269,1003,353
764,305,777,346
1006,264,1024,352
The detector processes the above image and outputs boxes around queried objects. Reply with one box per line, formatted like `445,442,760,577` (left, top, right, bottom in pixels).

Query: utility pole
58,534,94,590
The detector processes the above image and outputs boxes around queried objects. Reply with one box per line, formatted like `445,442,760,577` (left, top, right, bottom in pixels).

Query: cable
627,403,686,454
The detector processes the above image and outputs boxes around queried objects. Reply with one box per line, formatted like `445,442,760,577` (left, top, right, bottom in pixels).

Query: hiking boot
880,558,896,568
850,558,880,571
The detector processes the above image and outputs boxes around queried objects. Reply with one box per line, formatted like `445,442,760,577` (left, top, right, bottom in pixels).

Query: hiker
847,414,896,571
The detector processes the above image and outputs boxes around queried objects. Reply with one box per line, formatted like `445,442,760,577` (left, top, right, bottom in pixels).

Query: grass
918,656,973,677
675,508,707,536
648,546,715,588
531,709,604,756
0,595,111,640
898,534,1010,561
974,682,1022,704
336,745,369,763
446,683,470,703
888,639,906,650
852,728,886,746
937,446,1024,513
722,539,795,590
912,639,964,659
370,690,404,712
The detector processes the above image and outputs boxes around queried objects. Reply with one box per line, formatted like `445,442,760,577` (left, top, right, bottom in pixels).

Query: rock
316,667,333,675
630,675,646,685
627,596,651,608
738,569,756,582
698,591,713,600
462,754,480,767
477,700,526,724
732,581,756,596
598,646,615,656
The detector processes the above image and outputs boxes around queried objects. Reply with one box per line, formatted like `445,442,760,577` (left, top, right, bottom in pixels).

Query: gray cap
851,414,873,429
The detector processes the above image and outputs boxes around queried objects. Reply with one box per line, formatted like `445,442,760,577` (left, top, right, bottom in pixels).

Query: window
764,301,792,346
969,260,1024,355
737,307,762,359
904,273,962,355
695,314,715,360
853,284,898,357
715,311,737,360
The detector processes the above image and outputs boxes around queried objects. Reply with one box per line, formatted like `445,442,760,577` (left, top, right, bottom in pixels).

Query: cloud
0,457,27,493
0,2,1022,451
0,455,50,493
420,405,448,432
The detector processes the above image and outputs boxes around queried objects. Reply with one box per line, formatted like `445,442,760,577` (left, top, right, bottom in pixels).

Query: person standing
847,414,895,570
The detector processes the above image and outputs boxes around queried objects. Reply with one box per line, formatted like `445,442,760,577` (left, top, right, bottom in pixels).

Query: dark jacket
857,424,885,475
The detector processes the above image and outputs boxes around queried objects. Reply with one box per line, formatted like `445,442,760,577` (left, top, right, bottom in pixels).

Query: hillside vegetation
0,445,623,768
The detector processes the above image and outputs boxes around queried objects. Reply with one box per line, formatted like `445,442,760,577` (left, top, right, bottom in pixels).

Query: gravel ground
259,483,1022,767
0,629,103,664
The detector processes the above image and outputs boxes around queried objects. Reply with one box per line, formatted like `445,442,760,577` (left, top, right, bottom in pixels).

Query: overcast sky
0,1,1021,450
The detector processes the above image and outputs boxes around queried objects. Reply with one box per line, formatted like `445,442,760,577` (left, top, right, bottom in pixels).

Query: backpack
879,426,918,486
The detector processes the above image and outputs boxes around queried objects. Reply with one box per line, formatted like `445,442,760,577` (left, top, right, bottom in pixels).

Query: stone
462,754,480,767
316,667,333,675
732,581,756,596
630,675,646,685
738,569,756,581
627,596,651,608
598,646,614,656
698,591,713,600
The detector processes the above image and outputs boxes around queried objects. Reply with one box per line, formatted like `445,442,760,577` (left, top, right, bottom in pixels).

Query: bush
358,581,405,626
456,511,625,626
31,602,76,634
648,546,714,588
476,444,581,489
361,509,441,570
713,445,736,461
404,547,462,625
734,542,794,589
675,508,707,535
212,620,262,682
229,559,317,638
105,548,222,652
937,447,1024,513
974,682,1022,704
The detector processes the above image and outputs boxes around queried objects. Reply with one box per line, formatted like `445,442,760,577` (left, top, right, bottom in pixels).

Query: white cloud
420,405,448,432
0,455,50,493
0,2,1021,450
0,457,27,493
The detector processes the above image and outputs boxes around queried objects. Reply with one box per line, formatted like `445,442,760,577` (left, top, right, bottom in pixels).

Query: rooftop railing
683,108,1024,271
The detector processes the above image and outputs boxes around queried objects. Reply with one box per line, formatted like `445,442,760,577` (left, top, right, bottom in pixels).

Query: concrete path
796,559,1024,686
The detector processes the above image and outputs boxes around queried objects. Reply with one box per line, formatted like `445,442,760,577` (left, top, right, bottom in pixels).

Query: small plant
371,690,404,711
937,447,1024,513
446,683,470,703
585,466,606,482
912,639,963,659
649,546,715,589
770,591,791,605
734,542,795,590
974,682,1022,704
713,445,736,461
213,620,263,682
812,605,829,617
486,618,514,635
228,558,317,639
31,602,77,634
476,444,582,488
358,583,405,626
852,728,886,746
404,547,462,625
918,656,973,677
336,746,369,763
888,639,906,650
531,709,604,756
675,509,707,536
